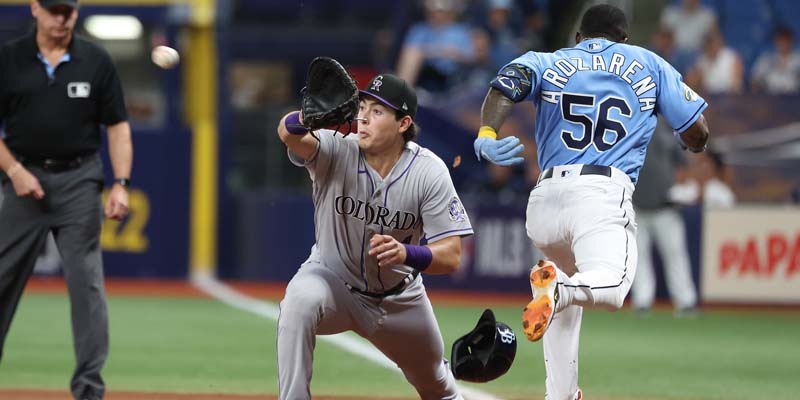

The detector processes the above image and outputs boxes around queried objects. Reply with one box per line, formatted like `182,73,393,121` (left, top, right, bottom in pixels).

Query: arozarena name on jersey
541,53,656,111
335,195,420,230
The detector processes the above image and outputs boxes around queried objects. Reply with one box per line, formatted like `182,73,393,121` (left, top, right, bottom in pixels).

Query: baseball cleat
574,387,583,400
522,260,559,342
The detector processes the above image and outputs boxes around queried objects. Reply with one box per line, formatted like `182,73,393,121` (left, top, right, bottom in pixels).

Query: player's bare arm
368,234,462,274
106,121,132,220
277,110,318,160
679,114,710,153
423,235,462,274
481,87,516,132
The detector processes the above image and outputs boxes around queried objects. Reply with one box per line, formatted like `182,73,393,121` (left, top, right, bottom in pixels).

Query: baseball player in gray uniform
275,73,473,400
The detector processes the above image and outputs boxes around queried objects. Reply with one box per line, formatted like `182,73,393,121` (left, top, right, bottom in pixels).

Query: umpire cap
38,0,78,8
450,309,517,383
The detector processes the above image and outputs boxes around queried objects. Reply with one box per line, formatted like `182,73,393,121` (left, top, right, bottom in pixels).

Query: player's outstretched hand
474,136,525,166
368,234,406,267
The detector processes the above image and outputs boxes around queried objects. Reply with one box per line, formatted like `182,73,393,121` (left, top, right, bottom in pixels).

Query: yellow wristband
478,126,497,140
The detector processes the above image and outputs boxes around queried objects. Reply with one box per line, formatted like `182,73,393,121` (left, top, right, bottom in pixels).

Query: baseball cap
359,74,418,119
38,0,78,8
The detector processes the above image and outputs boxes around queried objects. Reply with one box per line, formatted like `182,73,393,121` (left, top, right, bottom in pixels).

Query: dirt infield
0,389,410,400
25,276,800,310
25,276,534,306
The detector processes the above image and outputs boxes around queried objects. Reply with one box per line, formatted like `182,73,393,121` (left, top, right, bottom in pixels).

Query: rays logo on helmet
498,327,515,344
448,197,466,222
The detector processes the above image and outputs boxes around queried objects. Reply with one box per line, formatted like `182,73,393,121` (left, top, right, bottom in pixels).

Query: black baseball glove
300,57,359,134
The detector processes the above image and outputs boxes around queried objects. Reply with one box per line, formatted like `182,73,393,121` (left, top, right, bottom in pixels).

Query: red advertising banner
702,207,800,304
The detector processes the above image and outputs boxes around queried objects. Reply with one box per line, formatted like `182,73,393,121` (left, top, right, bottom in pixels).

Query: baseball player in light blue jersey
276,73,472,400
473,5,710,399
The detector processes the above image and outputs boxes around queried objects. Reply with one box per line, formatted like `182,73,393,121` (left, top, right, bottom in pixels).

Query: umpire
0,1,132,399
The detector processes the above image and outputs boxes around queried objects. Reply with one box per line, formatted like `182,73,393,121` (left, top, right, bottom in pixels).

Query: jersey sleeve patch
448,196,467,222
683,83,699,102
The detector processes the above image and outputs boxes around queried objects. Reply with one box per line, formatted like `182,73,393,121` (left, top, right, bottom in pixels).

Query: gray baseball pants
0,155,108,400
277,262,460,400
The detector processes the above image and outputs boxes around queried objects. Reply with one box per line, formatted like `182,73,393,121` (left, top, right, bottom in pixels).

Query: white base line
192,276,504,400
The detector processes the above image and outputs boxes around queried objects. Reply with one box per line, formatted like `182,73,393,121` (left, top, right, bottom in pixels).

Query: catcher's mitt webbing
300,57,359,133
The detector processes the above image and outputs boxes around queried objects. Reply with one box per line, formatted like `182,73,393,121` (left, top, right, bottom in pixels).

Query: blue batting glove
473,136,525,166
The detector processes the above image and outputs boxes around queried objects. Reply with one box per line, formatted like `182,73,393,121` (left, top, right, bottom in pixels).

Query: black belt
345,271,420,298
17,153,91,173
539,165,612,183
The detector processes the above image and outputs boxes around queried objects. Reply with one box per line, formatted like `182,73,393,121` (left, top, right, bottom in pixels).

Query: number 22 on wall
101,188,150,253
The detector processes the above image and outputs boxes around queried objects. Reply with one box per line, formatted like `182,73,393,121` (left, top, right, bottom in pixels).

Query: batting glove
474,136,525,166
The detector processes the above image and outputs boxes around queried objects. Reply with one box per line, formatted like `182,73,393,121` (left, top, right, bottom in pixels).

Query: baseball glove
300,57,359,134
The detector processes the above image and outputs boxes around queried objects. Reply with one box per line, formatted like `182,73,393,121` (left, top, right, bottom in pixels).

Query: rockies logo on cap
370,76,384,91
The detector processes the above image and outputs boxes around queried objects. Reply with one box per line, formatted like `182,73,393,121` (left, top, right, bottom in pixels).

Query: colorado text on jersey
540,53,657,112
334,195,420,230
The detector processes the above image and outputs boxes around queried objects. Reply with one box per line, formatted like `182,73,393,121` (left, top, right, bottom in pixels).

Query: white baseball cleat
574,387,583,399
522,260,558,341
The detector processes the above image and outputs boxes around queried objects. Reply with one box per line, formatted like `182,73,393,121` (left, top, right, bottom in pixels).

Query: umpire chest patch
67,82,91,98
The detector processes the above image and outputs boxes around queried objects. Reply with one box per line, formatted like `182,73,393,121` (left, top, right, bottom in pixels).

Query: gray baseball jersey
278,131,472,400
289,131,473,292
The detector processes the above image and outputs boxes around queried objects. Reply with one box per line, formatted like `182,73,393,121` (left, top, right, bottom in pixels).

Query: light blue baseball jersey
505,38,707,182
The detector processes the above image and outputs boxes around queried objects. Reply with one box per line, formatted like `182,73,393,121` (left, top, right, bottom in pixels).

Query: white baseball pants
526,165,638,400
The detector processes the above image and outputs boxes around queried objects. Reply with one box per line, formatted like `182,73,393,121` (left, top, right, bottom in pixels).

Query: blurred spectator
396,0,478,99
650,27,696,75
670,150,736,208
686,29,744,95
631,119,698,318
482,0,523,70
660,0,717,53
751,27,800,94
696,150,736,208
478,163,529,205
469,0,526,91
518,1,547,52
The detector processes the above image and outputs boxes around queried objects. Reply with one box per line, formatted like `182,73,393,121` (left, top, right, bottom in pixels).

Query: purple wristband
284,111,308,135
403,244,433,272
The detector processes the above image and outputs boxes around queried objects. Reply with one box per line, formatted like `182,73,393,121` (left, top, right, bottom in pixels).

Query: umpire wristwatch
114,178,131,187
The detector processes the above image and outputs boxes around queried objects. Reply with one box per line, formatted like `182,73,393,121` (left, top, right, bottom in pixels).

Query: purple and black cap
359,74,418,120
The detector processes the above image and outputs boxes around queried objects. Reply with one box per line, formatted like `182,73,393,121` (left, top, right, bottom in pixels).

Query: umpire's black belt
17,153,90,173
538,164,612,183
345,271,420,298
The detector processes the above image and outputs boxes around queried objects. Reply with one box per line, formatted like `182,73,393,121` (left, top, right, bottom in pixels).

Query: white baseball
151,45,180,69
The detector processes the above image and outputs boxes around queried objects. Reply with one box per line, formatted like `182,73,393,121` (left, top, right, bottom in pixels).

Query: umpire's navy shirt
0,30,128,158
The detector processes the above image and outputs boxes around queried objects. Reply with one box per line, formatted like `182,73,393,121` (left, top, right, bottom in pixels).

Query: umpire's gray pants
0,155,108,400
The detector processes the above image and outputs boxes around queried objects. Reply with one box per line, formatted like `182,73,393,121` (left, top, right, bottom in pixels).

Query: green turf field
0,292,798,399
